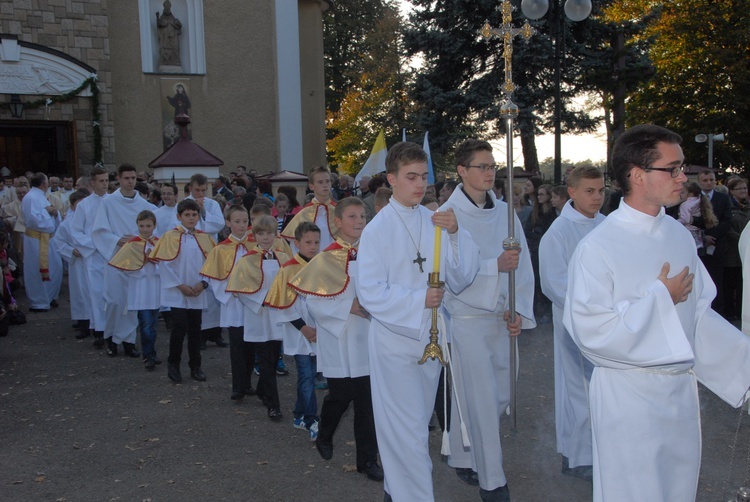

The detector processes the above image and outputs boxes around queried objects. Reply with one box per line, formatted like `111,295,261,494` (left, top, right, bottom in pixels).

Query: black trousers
168,308,202,370
255,340,281,409
319,375,378,468
228,326,255,393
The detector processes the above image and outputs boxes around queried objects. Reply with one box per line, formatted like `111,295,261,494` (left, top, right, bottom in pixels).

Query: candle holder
419,272,447,366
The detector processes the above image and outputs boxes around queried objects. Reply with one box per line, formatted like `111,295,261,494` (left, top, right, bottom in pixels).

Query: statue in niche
156,0,183,71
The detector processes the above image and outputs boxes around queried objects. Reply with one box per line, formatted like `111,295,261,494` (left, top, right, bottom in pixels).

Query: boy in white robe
539,165,606,481
22,173,62,312
91,164,155,357
109,210,161,370
68,168,109,346
51,189,91,338
357,142,480,502
290,198,383,481
564,124,750,502
281,165,338,254
441,140,535,501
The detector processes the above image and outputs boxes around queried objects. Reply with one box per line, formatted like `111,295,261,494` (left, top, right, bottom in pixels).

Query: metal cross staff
481,0,536,430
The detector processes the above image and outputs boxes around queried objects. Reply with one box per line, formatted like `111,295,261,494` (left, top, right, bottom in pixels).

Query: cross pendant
413,252,426,273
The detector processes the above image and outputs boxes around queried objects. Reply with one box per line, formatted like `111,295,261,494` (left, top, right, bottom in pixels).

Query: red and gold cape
148,226,215,262
200,234,251,281
280,198,338,242
109,235,159,271
263,254,309,309
288,239,356,298
225,244,291,295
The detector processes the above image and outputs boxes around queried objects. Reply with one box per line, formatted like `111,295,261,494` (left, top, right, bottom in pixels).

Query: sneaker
309,420,319,441
276,358,289,376
254,363,260,376
293,417,307,430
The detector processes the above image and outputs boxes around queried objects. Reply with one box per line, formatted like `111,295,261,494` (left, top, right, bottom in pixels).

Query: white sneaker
293,417,307,430
309,420,319,441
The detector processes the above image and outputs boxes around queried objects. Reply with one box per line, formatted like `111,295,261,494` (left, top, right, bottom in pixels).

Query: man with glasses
563,124,750,502
441,139,535,502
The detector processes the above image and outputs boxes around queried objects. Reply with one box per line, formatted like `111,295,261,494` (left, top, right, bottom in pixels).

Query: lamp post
695,133,724,169
8,94,24,118
521,0,592,184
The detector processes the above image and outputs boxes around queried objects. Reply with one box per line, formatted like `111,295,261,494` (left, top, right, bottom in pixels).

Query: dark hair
135,182,150,197
385,142,427,175
295,221,320,241
117,163,137,176
69,189,90,207
256,178,273,196
368,174,387,193
612,124,682,196
190,173,208,186
334,196,365,218
455,139,493,168
30,172,47,188
177,198,200,215
161,183,177,195
90,167,107,179
137,210,156,224
277,185,300,208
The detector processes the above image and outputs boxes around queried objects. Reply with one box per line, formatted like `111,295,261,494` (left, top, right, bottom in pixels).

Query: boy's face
138,219,155,238
178,209,200,230
161,187,176,206
387,161,428,207
92,173,108,195
568,177,605,219
276,200,289,215
334,204,366,242
254,230,275,250
191,183,208,199
309,172,332,201
457,150,496,195
295,231,321,258
227,210,249,237
117,170,137,192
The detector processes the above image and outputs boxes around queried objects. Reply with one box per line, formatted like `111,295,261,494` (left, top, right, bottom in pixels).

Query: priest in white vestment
357,142,480,502
564,124,750,502
153,183,178,237
22,174,62,311
440,140,535,501
539,166,606,480
91,166,155,353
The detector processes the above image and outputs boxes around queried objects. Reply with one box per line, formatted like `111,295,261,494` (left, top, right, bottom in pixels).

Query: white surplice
356,199,480,501
69,193,108,331
22,187,62,310
153,204,178,238
441,186,535,491
206,236,251,328
539,199,605,468
739,224,750,336
158,229,209,310
186,195,224,330
51,209,90,321
563,201,750,502
92,188,155,343
123,240,160,311
237,259,281,342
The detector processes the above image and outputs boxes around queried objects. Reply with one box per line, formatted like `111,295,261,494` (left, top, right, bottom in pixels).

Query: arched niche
138,0,206,74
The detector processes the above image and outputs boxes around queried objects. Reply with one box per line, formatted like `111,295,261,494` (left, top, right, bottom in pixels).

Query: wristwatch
201,280,209,290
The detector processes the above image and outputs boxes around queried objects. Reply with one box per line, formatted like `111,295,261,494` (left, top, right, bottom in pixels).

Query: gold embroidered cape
280,199,338,242
225,244,291,295
200,235,251,281
263,254,308,309
109,235,158,271
148,227,215,262
288,239,355,298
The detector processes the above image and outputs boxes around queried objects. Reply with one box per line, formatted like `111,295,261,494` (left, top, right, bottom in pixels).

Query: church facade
0,0,329,179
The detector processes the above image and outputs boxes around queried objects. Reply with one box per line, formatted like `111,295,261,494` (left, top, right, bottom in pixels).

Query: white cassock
22,186,63,310
158,229,210,310
305,263,369,378
564,201,750,502
239,259,281,342
356,199,480,501
207,238,250,329
69,193,107,331
154,204,178,238
187,195,225,330
51,209,91,321
91,188,155,344
441,187,535,491
123,241,160,311
539,199,605,468
269,259,316,356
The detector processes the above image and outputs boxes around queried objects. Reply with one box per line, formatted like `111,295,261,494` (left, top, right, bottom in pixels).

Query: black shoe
456,467,479,486
268,407,283,420
191,369,207,382
168,364,182,383
244,386,256,396
50,300,59,308
75,330,91,340
106,338,118,357
93,332,104,349
123,342,140,358
144,358,156,371
315,439,333,460
213,337,228,348
199,341,207,350
358,460,384,481
231,391,245,400
479,484,510,502
561,456,593,482
29,308,48,313
154,357,162,365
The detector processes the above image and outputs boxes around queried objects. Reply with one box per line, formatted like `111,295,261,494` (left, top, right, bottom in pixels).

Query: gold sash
226,244,291,295
200,235,251,281
25,228,51,281
288,239,355,298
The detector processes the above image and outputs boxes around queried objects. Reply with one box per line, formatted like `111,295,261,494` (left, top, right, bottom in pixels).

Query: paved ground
2,285,750,501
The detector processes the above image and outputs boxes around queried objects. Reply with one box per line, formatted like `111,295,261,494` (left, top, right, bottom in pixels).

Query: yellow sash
108,236,158,271
263,254,308,309
149,226,215,262
25,228,51,281
288,239,355,298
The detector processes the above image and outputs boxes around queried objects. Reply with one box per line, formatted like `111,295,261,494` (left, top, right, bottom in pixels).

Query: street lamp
694,133,724,169
521,0,592,184
8,94,24,118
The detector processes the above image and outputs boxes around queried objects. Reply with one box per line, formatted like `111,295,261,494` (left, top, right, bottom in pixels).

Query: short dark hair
30,172,47,188
117,163,137,176
334,196,365,218
137,210,156,224
135,182,150,196
385,142,427,175
455,139,492,168
69,189,90,207
190,173,208,186
612,124,682,196
177,198,200,215
90,167,107,179
295,221,320,241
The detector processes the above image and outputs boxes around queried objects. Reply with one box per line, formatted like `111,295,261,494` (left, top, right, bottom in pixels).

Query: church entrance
0,120,78,180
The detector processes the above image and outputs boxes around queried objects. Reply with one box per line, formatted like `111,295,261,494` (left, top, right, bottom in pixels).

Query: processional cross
480,0,536,430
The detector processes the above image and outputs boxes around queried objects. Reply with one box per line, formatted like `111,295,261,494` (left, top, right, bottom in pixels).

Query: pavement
2,285,750,501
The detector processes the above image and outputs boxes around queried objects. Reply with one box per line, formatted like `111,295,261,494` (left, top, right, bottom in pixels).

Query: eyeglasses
466,164,498,173
643,162,686,178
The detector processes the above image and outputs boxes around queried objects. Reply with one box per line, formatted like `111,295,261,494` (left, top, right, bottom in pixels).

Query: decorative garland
0,74,102,165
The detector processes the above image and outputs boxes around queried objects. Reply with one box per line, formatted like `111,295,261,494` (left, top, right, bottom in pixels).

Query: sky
397,0,608,164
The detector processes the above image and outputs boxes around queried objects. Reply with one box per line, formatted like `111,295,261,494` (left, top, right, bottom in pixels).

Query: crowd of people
4,124,750,501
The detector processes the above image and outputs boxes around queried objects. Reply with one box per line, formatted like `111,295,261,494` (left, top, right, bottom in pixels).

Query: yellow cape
109,235,158,271
288,239,355,298
149,227,215,262
225,244,291,295
263,254,309,309
200,235,251,281
280,199,338,242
